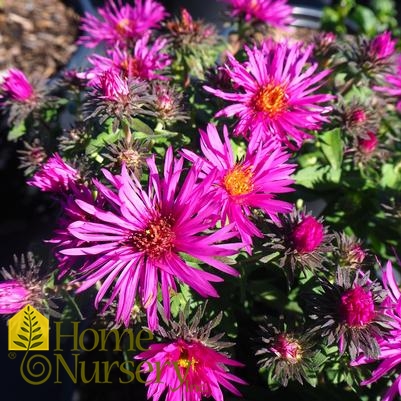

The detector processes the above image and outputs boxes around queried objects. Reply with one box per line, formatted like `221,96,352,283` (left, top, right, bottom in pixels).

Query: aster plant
2,1,401,401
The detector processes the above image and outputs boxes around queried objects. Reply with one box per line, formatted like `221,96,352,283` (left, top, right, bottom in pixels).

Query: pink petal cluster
95,70,130,101
374,55,401,111
292,215,324,253
352,261,401,401
223,0,293,28
79,0,167,48
204,40,333,149
358,131,378,154
135,338,245,401
271,334,302,363
0,280,31,314
88,34,171,82
1,68,34,102
339,286,375,327
27,153,80,193
58,148,243,329
182,124,295,249
368,31,396,61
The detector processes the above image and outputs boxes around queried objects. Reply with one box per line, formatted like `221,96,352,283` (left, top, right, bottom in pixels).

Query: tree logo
8,305,49,351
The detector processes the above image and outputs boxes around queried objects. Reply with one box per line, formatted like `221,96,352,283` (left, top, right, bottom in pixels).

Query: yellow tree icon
8,305,49,351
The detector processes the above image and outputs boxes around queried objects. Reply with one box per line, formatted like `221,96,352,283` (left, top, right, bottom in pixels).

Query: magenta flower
1,68,34,102
78,0,167,48
59,148,243,329
88,35,171,82
0,254,46,315
339,286,376,327
0,280,31,314
292,215,324,254
95,70,130,101
182,124,295,249
358,131,379,154
204,40,333,149
223,0,293,27
368,31,396,61
135,338,245,401
27,153,80,193
352,261,401,401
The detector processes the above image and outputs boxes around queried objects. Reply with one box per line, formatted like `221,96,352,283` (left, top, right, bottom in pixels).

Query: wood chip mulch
0,0,80,77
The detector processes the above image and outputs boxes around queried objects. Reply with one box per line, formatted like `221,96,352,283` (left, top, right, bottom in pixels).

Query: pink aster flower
27,153,80,193
1,68,34,102
204,40,333,149
78,0,167,48
136,338,245,401
292,215,324,254
352,261,401,401
223,0,293,27
182,124,295,249
88,35,170,82
59,148,243,329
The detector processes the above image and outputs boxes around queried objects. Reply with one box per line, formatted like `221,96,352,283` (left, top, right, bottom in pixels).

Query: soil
0,0,79,77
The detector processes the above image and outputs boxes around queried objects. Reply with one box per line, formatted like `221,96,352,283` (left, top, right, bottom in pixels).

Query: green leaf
380,163,401,189
85,128,124,156
20,327,29,333
320,128,343,182
350,5,378,36
30,342,43,349
32,327,40,333
131,118,154,136
7,121,26,141
294,165,330,189
18,334,28,342
13,341,27,349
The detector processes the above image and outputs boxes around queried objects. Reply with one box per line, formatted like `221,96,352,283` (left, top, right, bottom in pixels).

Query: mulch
0,0,79,77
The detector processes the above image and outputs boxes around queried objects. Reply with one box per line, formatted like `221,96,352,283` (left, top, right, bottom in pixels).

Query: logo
7,305,201,391
8,305,49,351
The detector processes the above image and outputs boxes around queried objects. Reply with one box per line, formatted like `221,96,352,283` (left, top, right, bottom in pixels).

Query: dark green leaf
30,342,43,349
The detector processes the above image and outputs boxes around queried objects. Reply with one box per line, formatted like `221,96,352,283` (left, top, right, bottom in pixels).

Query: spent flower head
17,139,47,176
256,319,323,387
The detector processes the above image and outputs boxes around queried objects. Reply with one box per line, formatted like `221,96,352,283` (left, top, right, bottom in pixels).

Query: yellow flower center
116,18,132,36
252,82,288,118
223,165,254,196
177,348,198,370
